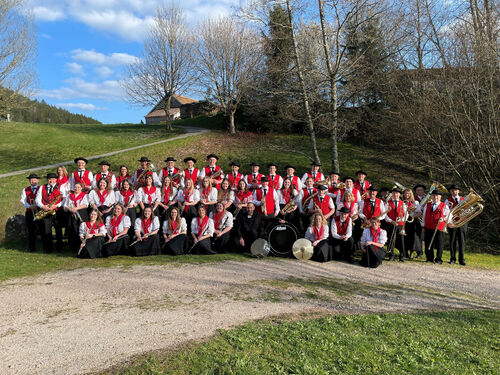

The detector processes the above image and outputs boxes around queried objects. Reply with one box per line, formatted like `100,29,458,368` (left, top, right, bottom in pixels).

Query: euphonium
302,191,319,212
447,188,484,228
135,163,156,188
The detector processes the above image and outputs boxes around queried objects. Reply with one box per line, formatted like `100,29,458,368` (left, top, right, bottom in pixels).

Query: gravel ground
0,259,498,375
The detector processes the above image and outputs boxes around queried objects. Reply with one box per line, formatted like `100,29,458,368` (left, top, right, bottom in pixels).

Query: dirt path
0,259,498,375
0,126,208,179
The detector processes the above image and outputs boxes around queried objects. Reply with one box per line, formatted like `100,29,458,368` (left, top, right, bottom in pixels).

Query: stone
5,215,29,241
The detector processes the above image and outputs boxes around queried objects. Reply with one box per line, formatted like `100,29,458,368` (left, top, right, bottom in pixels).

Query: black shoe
388,254,395,261
416,253,423,259
426,259,433,263
449,260,456,264
399,258,405,262
434,260,443,264
459,261,466,266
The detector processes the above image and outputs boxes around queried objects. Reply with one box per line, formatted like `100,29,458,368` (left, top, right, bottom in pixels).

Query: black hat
183,157,197,163
267,162,278,168
284,164,295,170
391,187,402,194
329,170,340,175
260,176,269,182
98,160,111,166
206,153,219,160
317,185,328,191
229,161,240,167
379,187,390,192
26,173,40,179
413,184,427,191
343,176,354,182
250,162,260,167
164,157,176,162
355,170,368,176
74,157,88,164
431,190,442,195
46,173,57,179
339,206,350,214
367,185,378,191
138,156,150,162
448,184,461,191
311,161,321,166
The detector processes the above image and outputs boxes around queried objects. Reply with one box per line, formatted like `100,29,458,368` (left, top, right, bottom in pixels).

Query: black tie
79,170,83,178
253,173,256,180
456,197,459,205
319,197,323,203
309,189,312,195
271,175,274,180
48,185,52,195
169,170,172,176
313,173,316,179
371,200,375,213
263,189,267,196
233,173,236,179
394,201,398,210
211,167,214,173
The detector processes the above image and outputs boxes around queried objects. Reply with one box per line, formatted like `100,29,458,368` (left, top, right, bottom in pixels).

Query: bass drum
266,222,298,257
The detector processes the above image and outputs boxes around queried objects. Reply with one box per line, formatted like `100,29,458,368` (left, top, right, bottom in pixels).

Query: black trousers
163,234,187,255
352,219,363,250
37,214,63,252
360,245,385,268
386,225,407,260
449,225,467,262
424,229,444,262
25,210,38,252
413,221,424,256
311,239,331,262
331,237,354,261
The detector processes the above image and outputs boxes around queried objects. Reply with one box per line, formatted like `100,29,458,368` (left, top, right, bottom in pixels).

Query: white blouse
360,228,388,246
137,186,161,205
162,217,188,235
209,211,234,231
305,224,329,242
88,189,116,207
161,186,178,203
134,216,160,234
79,222,107,237
63,193,89,210
336,202,359,217
277,189,299,205
198,187,218,203
190,217,215,237
115,191,137,207
176,189,200,204
217,190,235,203
105,215,131,233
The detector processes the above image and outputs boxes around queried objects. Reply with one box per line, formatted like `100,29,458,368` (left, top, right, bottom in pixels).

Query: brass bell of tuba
447,188,484,228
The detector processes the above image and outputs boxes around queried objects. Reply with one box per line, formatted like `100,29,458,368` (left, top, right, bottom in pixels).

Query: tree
122,3,194,131
196,17,262,134
0,0,37,117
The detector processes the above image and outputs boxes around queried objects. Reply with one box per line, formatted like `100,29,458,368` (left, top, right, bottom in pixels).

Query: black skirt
360,245,386,268
212,232,231,253
102,235,129,257
163,234,187,255
126,207,137,227
133,234,161,256
189,237,214,255
78,236,104,259
311,239,331,262
98,205,113,223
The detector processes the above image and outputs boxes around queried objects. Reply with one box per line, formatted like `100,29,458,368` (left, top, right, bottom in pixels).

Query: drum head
267,222,298,257
250,238,270,258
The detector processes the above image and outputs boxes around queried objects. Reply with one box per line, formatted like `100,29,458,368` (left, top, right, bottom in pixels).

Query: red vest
73,170,91,188
95,171,114,184
135,169,153,187
183,168,199,185
286,176,300,190
25,186,38,211
339,188,360,202
204,166,222,189
301,187,317,203
328,181,340,195
227,172,243,190
334,216,351,236
267,174,281,190
362,198,382,220
307,171,324,182
162,167,180,185
387,200,405,226
41,184,62,209
353,180,370,194
255,188,275,214
246,173,262,190
425,202,446,230
313,195,332,216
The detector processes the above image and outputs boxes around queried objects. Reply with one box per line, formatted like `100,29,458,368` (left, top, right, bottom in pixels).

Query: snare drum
266,222,298,257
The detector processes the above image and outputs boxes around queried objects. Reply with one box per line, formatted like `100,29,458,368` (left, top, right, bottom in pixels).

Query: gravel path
0,259,498,375
0,126,208,179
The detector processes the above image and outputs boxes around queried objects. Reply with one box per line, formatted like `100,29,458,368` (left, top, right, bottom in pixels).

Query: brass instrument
361,206,392,228
417,181,448,225
281,197,297,215
393,182,408,191
134,163,156,188
302,191,319,212
448,188,484,228
313,176,330,187
405,203,418,223
261,193,268,216
209,169,222,184
333,182,346,189
360,191,368,200
34,192,62,221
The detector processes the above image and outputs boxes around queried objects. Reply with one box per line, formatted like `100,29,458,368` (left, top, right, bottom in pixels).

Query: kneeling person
133,206,161,256
78,209,106,258
360,219,388,268
305,213,331,262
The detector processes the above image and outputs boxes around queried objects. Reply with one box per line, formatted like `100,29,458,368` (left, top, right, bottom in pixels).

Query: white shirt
70,169,94,191
35,184,63,209
198,187,218,204
330,217,353,239
253,188,280,214
63,193,89,210
20,185,39,209
105,215,131,233
162,217,187,235
336,188,361,206
161,186,178,203
277,189,299,205
191,217,215,237
134,216,160,234
361,227,388,246
88,189,117,208
177,189,201,204
115,191,137,207
79,222,106,237
217,190,235,203
137,186,161,205
209,211,234,231
92,172,117,189
305,224,329,242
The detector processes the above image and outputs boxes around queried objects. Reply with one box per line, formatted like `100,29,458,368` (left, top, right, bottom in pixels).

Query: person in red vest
115,165,131,191
70,157,93,192
330,206,354,262
133,156,160,188
360,218,388,268
421,190,450,264
244,162,263,191
301,161,324,185
93,160,116,190
336,177,361,205
267,162,283,190
326,170,341,200
35,173,64,252
284,165,302,190
298,176,317,231
358,186,387,226
20,173,40,251
199,153,224,189
353,170,370,196
181,157,199,188
307,185,335,221
384,187,408,261
445,184,467,265
253,176,279,218
158,157,180,188
227,161,243,191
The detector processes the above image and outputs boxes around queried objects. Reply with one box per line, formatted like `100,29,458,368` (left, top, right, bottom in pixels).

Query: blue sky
32,0,241,124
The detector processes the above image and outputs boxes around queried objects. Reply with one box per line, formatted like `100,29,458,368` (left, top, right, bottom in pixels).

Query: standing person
217,179,235,211
115,179,137,225
199,176,218,213
326,171,341,201
64,182,89,250
360,219,388,268
301,161,324,185
137,175,161,216
412,184,426,258
132,206,161,256
445,185,467,265
93,160,116,189
89,178,116,222
133,156,160,188
20,173,40,252
163,207,187,255
56,165,70,196
177,178,200,234
199,154,224,189
266,162,283,190
35,173,63,252
353,170,370,197
305,213,330,262
70,157,93,193
421,190,450,264
158,175,178,221
330,207,354,262
78,209,106,259
190,205,215,254
336,177,361,205
379,187,390,203
227,161,243,191
336,191,359,219
210,202,234,253
308,185,335,222
180,157,199,188
115,165,131,191
245,162,263,192
103,204,131,257
358,186,386,226
402,188,421,260
253,176,279,219
284,165,302,191
233,202,264,252
277,178,299,227
385,188,407,262
298,176,317,232
233,179,253,218
158,157,180,188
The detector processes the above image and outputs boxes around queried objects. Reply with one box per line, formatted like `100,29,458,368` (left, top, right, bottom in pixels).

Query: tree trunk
318,0,339,171
285,0,321,165
228,112,236,134
163,94,173,131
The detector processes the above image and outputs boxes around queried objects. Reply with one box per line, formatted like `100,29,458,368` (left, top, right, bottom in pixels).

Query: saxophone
34,192,63,221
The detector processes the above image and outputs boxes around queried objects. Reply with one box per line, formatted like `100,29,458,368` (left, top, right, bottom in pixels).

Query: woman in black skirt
177,178,200,236
137,174,161,216
305,213,331,262
163,207,187,255
115,179,137,226
199,177,217,214
190,205,215,254
64,182,89,250
78,209,106,258
132,206,161,256
158,175,178,222
210,201,234,253
103,204,131,256
89,178,116,222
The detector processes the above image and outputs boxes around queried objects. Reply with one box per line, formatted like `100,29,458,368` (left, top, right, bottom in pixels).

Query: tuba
447,189,484,228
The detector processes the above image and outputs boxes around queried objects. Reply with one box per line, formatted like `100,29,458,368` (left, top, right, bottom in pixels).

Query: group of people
20,153,469,267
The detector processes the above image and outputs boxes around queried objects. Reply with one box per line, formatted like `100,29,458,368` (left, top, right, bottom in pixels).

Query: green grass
101,309,500,375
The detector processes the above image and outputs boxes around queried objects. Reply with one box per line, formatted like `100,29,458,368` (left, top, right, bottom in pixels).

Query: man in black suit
232,202,265,252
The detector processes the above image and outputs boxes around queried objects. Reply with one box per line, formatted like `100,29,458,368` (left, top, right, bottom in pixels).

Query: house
144,95,199,124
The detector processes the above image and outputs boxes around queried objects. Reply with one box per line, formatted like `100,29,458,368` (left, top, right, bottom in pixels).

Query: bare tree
196,17,262,134
122,3,194,131
0,0,37,117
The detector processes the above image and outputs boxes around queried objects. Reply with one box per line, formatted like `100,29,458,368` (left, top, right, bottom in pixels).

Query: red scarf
121,190,134,206
57,175,68,185
97,190,108,205
163,185,171,204
143,185,155,204
236,190,252,202
281,188,292,203
111,214,124,237
344,202,356,216
70,192,86,207
370,227,381,244
116,175,130,190
170,219,178,234
197,216,209,237
141,217,152,235
213,212,224,230
202,186,211,200
313,225,324,241
86,221,103,234
183,189,191,212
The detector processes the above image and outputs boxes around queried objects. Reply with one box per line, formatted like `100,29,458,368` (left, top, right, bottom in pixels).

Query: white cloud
71,49,139,66
56,102,107,111
41,33,52,39
39,78,124,101
32,6,65,21
65,62,85,75
95,66,114,78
